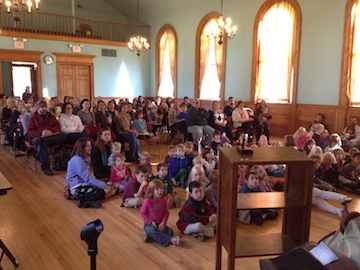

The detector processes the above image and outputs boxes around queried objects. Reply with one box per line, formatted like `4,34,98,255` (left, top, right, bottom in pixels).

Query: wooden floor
0,142,360,270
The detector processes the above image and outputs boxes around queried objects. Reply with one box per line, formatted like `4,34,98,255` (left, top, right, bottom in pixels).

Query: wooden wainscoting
296,104,347,134
90,96,357,137
266,103,297,137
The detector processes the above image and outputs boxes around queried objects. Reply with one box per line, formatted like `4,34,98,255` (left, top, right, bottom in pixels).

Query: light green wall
146,0,347,105
0,36,150,99
297,0,345,105
0,0,349,105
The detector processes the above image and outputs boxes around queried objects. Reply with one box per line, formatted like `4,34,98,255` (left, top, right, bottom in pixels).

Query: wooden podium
216,147,314,269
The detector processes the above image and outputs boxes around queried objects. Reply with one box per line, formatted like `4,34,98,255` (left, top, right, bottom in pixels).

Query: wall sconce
13,37,26,49
68,44,84,53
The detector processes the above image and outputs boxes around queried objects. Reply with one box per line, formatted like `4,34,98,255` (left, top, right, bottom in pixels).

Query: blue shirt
66,155,106,190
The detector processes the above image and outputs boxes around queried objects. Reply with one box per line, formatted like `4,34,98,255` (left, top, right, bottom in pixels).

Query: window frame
156,24,178,98
340,0,360,107
194,12,226,101
250,0,301,104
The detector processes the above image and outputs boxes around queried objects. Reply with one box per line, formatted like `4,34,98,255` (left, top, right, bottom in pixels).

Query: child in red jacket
176,181,216,241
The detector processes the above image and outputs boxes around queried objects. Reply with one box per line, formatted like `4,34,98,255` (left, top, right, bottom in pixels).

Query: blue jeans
144,223,174,247
121,132,141,157
36,132,67,170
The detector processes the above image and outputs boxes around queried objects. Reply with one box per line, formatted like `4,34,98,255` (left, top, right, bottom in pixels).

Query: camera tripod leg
0,239,19,268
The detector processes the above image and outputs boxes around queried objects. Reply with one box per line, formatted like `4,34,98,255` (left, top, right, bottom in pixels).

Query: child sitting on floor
136,151,154,181
237,165,250,191
332,148,346,172
177,181,217,241
121,166,149,209
250,165,277,192
109,153,131,192
107,141,122,167
186,165,207,200
211,130,221,156
339,152,360,194
202,146,218,177
163,144,176,167
133,110,151,137
169,144,188,188
239,172,278,225
220,135,231,148
311,155,352,217
153,163,181,209
316,152,341,188
343,147,360,166
140,179,180,246
205,170,218,212
185,141,196,170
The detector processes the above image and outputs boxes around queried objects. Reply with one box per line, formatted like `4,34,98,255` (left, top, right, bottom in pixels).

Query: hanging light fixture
128,0,150,56
0,0,40,22
207,0,237,45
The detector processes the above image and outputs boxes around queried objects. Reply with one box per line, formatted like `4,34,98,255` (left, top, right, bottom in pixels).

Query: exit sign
72,45,82,53
14,40,24,49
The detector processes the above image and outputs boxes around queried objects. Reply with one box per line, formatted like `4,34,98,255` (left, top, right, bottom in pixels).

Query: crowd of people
1,91,359,247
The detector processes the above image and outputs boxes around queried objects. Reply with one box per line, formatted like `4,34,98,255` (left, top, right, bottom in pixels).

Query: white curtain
255,2,295,103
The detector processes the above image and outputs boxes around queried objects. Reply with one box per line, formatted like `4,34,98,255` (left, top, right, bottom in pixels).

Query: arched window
195,12,226,101
156,24,177,98
340,0,360,106
251,0,301,104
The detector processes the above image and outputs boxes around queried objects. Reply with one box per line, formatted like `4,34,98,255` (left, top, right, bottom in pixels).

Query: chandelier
0,0,40,22
207,0,237,45
128,0,150,56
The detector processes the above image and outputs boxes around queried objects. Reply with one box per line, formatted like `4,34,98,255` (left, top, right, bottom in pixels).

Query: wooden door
55,53,95,102
75,65,91,99
58,64,74,99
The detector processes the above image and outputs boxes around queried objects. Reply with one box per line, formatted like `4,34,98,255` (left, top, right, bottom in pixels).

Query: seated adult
147,105,163,134
223,96,236,117
21,103,37,140
77,98,96,127
27,100,67,175
107,99,117,119
113,102,141,162
168,100,187,136
47,98,61,119
9,100,26,135
308,113,329,133
66,137,116,208
158,101,169,126
341,116,360,151
208,101,232,142
91,128,112,179
58,102,86,145
95,100,108,128
231,100,253,134
1,96,16,144
187,99,215,146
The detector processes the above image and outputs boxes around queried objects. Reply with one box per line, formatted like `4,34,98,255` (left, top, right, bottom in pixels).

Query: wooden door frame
0,49,43,99
55,53,95,101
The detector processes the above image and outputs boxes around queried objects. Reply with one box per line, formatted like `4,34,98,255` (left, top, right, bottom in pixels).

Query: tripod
0,239,19,269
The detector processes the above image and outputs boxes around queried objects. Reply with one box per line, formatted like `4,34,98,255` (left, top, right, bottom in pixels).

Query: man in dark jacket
187,99,215,147
28,100,66,175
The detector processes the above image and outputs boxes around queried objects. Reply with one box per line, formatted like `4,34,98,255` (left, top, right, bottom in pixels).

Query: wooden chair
138,123,159,156
85,124,101,143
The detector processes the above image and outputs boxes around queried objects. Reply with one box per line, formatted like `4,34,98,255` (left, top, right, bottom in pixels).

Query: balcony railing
0,11,151,43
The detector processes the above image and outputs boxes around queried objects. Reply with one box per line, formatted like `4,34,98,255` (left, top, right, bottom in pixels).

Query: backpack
52,153,70,171
321,212,360,269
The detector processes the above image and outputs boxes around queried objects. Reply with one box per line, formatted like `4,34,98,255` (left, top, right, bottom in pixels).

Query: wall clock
44,55,54,65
